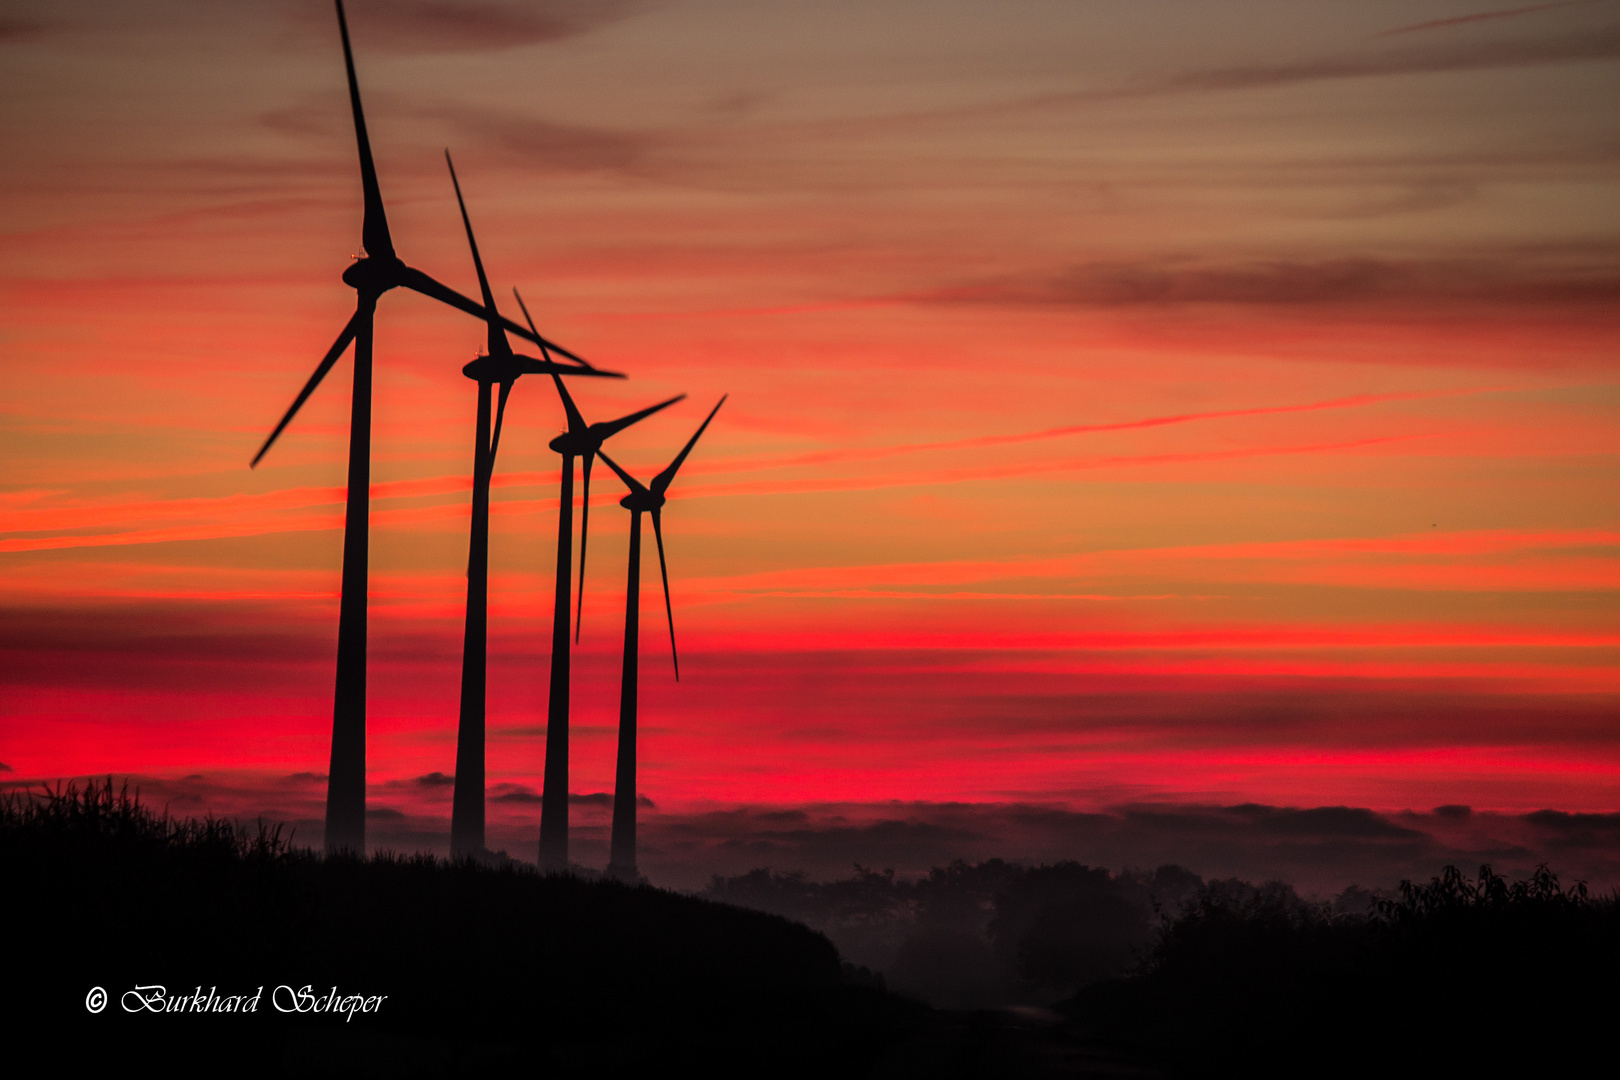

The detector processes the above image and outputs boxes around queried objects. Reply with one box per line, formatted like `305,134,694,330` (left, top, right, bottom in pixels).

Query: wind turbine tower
441,156,622,860
512,292,683,872
251,2,604,854
596,397,726,881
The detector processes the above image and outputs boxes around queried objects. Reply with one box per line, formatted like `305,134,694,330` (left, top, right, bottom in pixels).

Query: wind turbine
249,0,616,856
442,155,622,861
596,397,726,881
512,290,683,872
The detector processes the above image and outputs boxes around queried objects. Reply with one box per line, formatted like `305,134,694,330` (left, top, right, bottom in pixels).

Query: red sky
2,1,1617,873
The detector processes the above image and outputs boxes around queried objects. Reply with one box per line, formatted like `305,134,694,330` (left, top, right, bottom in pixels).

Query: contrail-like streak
702,389,1473,477
1378,0,1603,38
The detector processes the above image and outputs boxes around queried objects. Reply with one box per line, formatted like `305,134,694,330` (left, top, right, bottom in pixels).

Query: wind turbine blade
594,394,686,442
512,355,608,378
651,508,679,682
444,150,507,358
594,448,650,499
395,265,482,317
518,290,588,435
397,267,610,371
512,287,536,329
334,0,393,261
489,379,514,463
651,394,727,495
549,372,587,435
504,323,599,371
574,449,592,643
251,310,360,467
513,285,598,374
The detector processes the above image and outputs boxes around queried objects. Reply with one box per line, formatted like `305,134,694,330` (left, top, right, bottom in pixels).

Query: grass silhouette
3,780,910,1077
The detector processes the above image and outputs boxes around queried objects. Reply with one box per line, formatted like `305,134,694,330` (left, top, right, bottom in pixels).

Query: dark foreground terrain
6,782,1616,1078
5,781,912,1077
1064,864,1620,1076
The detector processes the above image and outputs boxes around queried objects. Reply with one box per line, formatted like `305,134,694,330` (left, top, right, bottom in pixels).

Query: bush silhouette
707,858,1179,1007
1066,863,1620,1076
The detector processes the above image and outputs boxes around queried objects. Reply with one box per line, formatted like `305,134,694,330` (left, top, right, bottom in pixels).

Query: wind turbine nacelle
342,256,404,292
550,431,589,455
620,491,665,512
463,355,524,383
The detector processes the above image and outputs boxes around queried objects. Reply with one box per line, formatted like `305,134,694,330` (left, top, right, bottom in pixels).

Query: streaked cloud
915,250,1620,309
293,0,654,55
0,17,48,43
1157,22,1620,94
1378,1,1606,38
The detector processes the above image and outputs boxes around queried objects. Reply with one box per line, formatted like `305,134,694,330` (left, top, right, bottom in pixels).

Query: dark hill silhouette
705,860,1203,1008
1065,863,1620,1076
15,783,1614,1076
707,856,1619,1074
4,781,910,1077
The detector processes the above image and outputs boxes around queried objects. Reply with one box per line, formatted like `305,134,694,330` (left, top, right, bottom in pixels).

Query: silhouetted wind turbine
443,155,622,861
249,0,617,856
512,290,683,872
596,397,726,881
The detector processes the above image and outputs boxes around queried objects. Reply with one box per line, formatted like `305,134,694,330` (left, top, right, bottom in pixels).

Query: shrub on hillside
1068,863,1620,1075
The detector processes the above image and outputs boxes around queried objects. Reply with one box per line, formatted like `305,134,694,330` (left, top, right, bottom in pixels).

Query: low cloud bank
4,772,1614,897
636,799,1620,895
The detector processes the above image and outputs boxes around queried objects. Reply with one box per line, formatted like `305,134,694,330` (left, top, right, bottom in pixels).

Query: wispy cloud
1160,22,1620,94
294,0,653,55
0,431,1441,553
804,19,1620,140
1378,0,1605,38
913,252,1620,309
0,388,1453,552
418,104,653,174
709,392,1446,474
0,17,48,43
682,527,1620,602
671,434,1427,503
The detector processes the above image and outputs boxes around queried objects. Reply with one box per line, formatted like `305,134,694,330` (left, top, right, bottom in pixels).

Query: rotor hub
341,255,404,293
550,431,592,455
620,491,664,513
463,354,524,383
